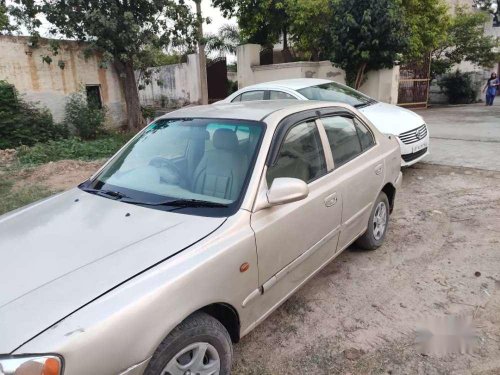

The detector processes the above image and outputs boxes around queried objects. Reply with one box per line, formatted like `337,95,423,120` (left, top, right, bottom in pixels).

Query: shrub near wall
438,71,479,105
0,81,68,149
64,91,107,140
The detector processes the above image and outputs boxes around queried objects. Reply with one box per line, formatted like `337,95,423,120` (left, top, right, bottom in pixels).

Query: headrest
213,128,239,151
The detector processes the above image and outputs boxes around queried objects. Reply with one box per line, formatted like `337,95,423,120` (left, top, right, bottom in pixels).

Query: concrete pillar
237,44,261,89
359,66,400,104
388,65,400,105
187,53,202,103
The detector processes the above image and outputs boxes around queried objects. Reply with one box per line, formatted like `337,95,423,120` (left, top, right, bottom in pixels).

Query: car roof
243,78,333,91
159,100,325,122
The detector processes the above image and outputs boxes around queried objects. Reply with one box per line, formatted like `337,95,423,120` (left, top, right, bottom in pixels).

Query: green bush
64,91,107,139
438,71,478,104
141,105,156,121
16,133,133,165
0,81,68,149
227,80,239,95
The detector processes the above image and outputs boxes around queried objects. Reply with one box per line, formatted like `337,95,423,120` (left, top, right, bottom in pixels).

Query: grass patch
16,133,133,165
0,181,53,216
0,180,14,195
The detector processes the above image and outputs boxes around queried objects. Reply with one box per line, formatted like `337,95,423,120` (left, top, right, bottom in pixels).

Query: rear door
319,115,384,250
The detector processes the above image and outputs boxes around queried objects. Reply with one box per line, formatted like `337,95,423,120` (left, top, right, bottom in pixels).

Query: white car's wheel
145,312,233,375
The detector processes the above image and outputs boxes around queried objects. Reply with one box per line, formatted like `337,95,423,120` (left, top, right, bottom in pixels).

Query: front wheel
355,192,390,250
144,312,233,375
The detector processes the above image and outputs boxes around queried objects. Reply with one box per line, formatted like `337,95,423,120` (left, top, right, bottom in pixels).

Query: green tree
11,1,196,131
401,0,450,61
212,0,335,60
431,6,500,78
286,0,332,61
213,0,290,48
0,5,7,31
328,0,409,88
1,0,13,33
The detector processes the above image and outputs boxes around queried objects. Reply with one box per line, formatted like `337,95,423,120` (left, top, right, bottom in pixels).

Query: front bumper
397,125,430,167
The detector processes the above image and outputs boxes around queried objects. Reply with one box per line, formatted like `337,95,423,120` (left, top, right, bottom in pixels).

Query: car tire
144,312,233,375
355,192,390,250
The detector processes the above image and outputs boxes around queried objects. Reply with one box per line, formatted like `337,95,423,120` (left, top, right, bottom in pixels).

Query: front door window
267,121,327,186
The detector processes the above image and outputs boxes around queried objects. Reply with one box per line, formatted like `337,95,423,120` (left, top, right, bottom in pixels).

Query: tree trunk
114,60,145,131
355,62,367,90
195,0,209,105
283,26,288,51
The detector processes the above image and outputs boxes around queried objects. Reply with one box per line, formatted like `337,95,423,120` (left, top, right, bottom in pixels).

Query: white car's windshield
82,118,265,214
298,82,375,108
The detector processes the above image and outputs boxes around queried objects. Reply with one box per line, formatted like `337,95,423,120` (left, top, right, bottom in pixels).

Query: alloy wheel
373,201,387,241
162,342,220,375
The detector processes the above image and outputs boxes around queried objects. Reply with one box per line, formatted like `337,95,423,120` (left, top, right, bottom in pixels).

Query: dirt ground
10,159,105,191
4,160,500,374
233,163,500,375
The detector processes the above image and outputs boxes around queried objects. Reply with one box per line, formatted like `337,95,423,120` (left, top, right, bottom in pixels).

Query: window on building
86,85,103,109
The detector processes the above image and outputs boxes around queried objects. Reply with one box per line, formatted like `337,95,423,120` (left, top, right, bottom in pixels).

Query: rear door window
269,91,298,100
238,91,266,102
354,119,375,150
321,116,363,167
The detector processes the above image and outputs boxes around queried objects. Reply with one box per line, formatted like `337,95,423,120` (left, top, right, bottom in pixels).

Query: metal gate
398,56,431,108
207,57,228,103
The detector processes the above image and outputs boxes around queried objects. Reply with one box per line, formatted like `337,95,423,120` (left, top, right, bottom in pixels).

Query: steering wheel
149,157,188,187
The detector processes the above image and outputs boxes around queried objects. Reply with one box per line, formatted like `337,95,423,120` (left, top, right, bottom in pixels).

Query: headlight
0,356,62,375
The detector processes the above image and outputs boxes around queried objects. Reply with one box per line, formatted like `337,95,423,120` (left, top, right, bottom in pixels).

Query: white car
221,78,429,166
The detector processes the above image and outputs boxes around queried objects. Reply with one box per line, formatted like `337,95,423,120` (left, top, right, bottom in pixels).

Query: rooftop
246,78,333,91
161,100,320,122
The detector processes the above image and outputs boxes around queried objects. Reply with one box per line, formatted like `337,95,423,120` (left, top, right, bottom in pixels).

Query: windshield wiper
121,198,228,208
354,99,377,109
164,199,229,208
80,187,130,200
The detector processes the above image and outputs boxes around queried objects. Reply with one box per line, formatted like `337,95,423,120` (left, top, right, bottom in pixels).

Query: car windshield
298,82,375,108
82,118,265,214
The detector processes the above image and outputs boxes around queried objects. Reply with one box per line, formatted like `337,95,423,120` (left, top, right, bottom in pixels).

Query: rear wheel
145,312,233,375
355,192,390,250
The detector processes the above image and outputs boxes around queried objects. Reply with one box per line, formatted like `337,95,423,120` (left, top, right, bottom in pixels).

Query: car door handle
324,193,338,207
375,164,383,175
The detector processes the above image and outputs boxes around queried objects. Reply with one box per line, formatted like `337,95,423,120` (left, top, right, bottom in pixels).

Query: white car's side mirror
267,177,309,206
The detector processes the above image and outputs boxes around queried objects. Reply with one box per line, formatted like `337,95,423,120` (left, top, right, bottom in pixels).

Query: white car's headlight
0,355,62,375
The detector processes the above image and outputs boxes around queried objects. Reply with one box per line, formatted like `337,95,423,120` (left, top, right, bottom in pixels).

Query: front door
251,119,342,295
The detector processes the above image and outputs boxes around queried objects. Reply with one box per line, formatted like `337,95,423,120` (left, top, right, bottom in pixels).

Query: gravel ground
233,163,500,375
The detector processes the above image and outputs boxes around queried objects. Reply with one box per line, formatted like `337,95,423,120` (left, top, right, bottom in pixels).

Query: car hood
359,102,425,135
0,189,225,353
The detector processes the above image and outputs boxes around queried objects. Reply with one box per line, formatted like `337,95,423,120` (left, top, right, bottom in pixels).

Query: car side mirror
267,178,309,206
